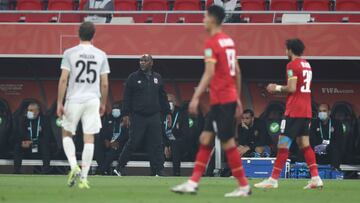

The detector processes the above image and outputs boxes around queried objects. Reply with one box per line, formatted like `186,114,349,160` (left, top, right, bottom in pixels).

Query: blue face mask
318,112,328,121
112,109,121,118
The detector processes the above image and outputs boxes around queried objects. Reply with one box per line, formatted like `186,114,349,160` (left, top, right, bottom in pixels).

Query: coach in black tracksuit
115,54,171,176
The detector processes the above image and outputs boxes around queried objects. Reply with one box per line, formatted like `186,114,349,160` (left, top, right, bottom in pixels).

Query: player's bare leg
297,136,323,189
171,131,215,194
255,135,291,189
78,134,95,189
222,138,251,197
62,129,81,187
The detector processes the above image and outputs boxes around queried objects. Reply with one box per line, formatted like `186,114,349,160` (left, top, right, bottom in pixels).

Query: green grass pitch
0,175,359,203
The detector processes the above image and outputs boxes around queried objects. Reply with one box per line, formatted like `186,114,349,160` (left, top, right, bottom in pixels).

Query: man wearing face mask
310,103,344,170
95,103,129,175
114,54,171,176
164,94,190,176
13,102,51,174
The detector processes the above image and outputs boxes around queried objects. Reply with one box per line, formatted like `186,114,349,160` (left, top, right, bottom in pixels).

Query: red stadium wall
0,24,359,57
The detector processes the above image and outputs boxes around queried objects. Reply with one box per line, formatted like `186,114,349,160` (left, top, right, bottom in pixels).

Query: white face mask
27,111,35,120
318,112,328,121
112,109,121,118
169,102,174,111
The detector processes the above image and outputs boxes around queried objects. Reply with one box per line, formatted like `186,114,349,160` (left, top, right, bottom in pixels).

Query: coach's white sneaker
171,180,198,194
254,178,279,189
224,185,251,197
304,176,324,189
113,169,121,177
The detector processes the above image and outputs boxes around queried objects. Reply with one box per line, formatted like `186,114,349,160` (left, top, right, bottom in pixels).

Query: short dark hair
79,22,95,41
319,103,331,111
243,109,254,117
207,5,225,25
286,38,305,56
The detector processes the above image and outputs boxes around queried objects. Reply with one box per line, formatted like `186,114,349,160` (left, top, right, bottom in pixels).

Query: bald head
139,54,153,72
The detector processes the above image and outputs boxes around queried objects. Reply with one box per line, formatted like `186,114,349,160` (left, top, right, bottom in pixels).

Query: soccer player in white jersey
57,22,110,189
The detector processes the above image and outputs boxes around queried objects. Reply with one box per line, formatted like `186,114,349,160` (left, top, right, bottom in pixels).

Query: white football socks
62,136,77,170
81,143,94,180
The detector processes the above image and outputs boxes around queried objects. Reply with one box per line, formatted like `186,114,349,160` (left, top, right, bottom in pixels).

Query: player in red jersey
171,5,251,198
255,39,323,189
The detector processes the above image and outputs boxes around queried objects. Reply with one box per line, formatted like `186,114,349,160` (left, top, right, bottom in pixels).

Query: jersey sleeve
100,54,111,75
60,50,71,71
286,62,298,80
204,40,217,63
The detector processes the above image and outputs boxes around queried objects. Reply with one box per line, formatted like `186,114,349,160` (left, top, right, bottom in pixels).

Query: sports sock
81,143,94,180
225,147,249,187
271,148,289,180
62,136,77,170
190,145,213,183
303,146,319,177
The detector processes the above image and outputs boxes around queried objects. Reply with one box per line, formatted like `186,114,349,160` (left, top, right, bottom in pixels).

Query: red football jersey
204,32,238,105
285,58,313,118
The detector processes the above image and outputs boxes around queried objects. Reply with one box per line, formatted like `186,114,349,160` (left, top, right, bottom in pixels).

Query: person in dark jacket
95,103,129,175
114,54,171,176
237,109,271,157
310,103,344,170
13,102,51,174
164,94,190,176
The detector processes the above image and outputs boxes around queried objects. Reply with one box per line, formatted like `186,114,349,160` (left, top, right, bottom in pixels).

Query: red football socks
303,146,319,177
271,148,289,180
190,145,213,183
225,147,249,187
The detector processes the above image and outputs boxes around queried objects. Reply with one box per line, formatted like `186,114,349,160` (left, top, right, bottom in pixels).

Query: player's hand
266,83,277,94
234,99,243,121
104,140,111,148
166,114,172,128
99,104,106,116
57,103,65,118
123,116,130,128
110,141,120,150
21,140,32,149
188,97,199,116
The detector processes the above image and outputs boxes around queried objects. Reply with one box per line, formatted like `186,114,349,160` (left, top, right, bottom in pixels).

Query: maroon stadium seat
270,0,297,11
114,0,137,10
16,0,51,22
48,0,80,23
270,0,298,23
241,0,273,23
168,0,202,23
173,0,201,10
336,0,360,22
336,0,360,11
303,0,329,11
136,0,168,23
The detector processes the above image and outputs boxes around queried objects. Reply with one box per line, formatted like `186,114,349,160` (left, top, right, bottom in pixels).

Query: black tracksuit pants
118,113,164,174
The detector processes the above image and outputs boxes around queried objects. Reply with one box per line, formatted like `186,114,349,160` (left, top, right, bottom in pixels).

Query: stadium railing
0,10,359,23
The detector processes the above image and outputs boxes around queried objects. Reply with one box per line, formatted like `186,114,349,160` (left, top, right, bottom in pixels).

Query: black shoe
155,170,166,177
113,167,125,176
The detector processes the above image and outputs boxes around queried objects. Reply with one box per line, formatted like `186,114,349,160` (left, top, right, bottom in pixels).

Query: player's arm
57,69,69,106
267,70,297,94
192,61,215,100
100,73,109,116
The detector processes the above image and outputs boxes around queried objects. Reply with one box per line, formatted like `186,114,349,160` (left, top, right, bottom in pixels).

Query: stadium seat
240,0,273,23
270,0,298,11
270,0,298,23
336,0,360,11
0,99,12,156
48,0,80,22
136,0,168,23
206,0,214,8
335,0,360,22
168,0,202,23
47,102,65,158
114,0,138,10
303,0,330,10
16,0,49,22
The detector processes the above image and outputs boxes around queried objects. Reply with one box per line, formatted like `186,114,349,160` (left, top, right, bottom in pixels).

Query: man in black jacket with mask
310,103,344,170
13,102,51,174
114,54,171,176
